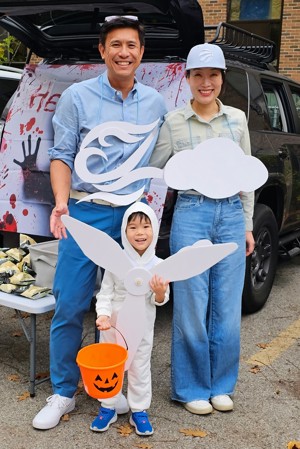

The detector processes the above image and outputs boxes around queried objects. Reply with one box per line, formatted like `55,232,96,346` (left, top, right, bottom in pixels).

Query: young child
91,202,170,436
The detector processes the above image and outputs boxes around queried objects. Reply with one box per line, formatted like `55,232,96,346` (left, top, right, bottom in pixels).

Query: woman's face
187,67,223,107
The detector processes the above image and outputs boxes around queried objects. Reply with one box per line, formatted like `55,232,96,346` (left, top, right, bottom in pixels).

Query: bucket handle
81,325,128,350
111,325,128,351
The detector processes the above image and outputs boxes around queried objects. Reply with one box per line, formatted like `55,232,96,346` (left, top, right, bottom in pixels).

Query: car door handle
278,148,288,159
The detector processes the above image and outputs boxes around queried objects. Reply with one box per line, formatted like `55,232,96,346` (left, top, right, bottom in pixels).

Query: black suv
0,1,300,314
216,24,300,313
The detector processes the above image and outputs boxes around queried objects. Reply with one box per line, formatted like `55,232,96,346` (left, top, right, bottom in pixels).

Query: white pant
100,298,156,412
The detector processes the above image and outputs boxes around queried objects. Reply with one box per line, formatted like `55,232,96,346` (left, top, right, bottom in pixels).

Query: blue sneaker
90,407,117,432
129,411,153,436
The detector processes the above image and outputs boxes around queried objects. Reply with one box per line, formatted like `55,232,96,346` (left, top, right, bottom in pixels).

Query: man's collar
102,70,138,96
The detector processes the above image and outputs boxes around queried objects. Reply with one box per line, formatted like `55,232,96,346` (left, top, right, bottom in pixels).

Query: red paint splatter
27,64,38,74
0,164,9,189
35,127,44,135
175,74,186,106
6,109,13,121
6,106,22,124
140,67,147,80
0,138,8,153
23,209,29,216
10,194,16,209
0,211,17,232
20,117,36,134
26,117,36,131
165,63,183,80
156,62,185,106
146,194,153,204
79,64,94,72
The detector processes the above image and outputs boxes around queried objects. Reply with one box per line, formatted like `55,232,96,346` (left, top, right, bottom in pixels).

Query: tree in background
0,35,22,64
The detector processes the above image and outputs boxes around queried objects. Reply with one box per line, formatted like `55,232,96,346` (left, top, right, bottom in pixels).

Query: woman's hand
246,231,255,256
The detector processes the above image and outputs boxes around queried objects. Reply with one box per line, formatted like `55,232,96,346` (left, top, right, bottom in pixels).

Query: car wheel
242,203,278,314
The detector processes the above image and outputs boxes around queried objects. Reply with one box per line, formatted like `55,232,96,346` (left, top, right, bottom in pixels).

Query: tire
242,204,278,314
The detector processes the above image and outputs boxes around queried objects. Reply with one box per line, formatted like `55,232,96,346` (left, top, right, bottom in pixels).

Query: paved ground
0,257,300,449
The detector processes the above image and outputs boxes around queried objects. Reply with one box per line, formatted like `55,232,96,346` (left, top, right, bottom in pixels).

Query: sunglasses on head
105,15,139,22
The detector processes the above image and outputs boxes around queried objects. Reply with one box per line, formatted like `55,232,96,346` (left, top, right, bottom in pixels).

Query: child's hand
149,274,170,303
96,315,111,330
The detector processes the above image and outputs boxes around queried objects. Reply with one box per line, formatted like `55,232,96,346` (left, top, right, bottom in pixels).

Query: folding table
0,291,56,396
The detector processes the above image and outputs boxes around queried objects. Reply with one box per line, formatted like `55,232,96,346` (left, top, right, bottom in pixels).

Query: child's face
126,216,153,256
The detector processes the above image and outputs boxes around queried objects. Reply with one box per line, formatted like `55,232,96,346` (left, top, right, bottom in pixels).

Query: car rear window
0,76,20,116
220,66,249,117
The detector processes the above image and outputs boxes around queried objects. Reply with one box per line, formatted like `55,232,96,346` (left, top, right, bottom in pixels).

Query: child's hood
121,201,159,265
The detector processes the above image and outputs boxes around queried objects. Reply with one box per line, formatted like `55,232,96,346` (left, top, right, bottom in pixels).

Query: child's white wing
150,241,238,281
61,215,132,279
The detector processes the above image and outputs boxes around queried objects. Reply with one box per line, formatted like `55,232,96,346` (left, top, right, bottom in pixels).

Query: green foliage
0,35,20,63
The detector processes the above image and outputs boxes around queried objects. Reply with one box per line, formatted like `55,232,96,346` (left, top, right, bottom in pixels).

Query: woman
150,43,255,415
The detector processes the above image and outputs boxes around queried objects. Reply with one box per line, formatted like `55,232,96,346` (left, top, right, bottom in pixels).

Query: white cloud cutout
163,137,268,198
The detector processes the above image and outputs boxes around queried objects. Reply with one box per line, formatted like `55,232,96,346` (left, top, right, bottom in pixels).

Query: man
32,16,167,430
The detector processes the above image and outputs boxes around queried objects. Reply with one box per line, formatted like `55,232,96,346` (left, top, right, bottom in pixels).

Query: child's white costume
62,202,239,411
95,202,169,413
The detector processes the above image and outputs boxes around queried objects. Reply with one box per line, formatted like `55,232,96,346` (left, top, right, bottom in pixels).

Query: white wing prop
150,240,237,281
61,215,132,279
62,215,237,369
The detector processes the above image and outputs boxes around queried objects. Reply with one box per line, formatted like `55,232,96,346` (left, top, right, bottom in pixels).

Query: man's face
99,27,144,85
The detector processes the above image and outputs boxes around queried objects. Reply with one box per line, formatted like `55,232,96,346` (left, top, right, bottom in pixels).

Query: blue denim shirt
48,71,167,194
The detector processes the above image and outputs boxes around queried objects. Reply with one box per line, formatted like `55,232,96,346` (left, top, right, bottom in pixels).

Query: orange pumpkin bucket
76,339,128,399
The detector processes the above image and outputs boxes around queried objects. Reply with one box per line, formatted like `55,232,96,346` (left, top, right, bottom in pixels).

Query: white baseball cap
186,43,226,70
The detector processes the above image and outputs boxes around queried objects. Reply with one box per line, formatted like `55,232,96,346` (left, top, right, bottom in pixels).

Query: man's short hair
99,17,145,47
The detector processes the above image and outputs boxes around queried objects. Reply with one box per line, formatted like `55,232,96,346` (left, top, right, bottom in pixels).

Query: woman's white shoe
211,395,233,411
184,400,213,415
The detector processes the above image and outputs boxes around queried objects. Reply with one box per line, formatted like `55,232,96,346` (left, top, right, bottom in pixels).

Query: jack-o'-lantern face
93,372,119,393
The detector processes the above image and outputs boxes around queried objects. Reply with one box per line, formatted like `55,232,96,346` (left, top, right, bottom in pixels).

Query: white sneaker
115,394,129,414
211,395,233,411
184,400,213,415
32,394,75,430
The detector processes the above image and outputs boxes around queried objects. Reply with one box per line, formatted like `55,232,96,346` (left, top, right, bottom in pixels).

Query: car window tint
0,77,19,116
261,84,287,132
291,89,300,122
220,67,249,119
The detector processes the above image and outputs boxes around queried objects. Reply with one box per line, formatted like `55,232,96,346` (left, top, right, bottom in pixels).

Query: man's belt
69,189,145,207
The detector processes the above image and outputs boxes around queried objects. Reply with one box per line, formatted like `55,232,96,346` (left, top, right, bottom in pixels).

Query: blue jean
170,193,246,402
50,199,127,398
